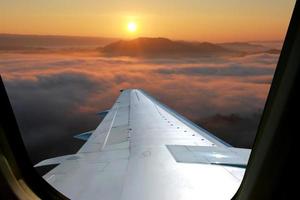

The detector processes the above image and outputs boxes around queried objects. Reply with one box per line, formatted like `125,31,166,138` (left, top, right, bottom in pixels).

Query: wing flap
167,145,251,168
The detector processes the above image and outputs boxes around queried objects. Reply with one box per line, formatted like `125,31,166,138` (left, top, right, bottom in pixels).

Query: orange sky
0,0,295,42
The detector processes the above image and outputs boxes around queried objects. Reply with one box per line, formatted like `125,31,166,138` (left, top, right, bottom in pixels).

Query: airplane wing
35,89,251,200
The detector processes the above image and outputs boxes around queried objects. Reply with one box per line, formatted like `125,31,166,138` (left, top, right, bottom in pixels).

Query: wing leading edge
36,89,250,200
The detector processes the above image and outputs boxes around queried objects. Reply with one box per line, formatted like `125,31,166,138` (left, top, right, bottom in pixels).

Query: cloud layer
0,51,280,164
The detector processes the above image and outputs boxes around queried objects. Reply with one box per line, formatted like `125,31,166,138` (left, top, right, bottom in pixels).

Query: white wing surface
36,89,250,200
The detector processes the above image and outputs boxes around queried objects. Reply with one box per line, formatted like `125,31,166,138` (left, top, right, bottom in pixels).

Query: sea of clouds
0,50,280,165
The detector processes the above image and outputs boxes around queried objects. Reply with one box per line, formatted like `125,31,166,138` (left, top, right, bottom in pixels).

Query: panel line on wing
101,104,119,150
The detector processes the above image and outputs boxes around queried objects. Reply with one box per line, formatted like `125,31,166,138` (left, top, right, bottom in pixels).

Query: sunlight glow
127,22,137,33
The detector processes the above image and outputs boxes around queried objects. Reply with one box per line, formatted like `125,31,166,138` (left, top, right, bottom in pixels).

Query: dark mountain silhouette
0,33,117,49
262,49,281,54
0,34,280,55
100,37,239,57
219,42,281,55
218,42,268,53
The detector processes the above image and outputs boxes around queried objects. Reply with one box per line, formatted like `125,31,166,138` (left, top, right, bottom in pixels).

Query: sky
0,0,295,42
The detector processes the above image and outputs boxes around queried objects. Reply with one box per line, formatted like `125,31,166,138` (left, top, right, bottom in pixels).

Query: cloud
156,65,274,77
155,53,278,77
4,72,110,163
199,112,262,148
0,51,280,165
229,53,280,65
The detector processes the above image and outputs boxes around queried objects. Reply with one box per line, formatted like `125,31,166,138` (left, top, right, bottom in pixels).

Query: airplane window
0,0,295,199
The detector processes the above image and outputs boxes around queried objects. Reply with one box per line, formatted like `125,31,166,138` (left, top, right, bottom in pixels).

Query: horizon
0,32,284,44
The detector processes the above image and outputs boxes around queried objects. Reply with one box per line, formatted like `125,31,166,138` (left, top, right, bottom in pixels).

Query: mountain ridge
100,37,238,57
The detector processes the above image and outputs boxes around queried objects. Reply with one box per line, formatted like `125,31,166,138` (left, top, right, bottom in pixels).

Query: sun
127,22,137,33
